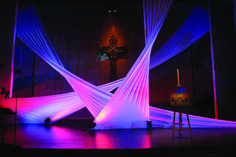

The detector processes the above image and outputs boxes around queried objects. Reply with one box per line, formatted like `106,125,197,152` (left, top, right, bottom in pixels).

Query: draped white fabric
94,0,173,129
2,1,235,129
16,5,112,118
16,1,173,129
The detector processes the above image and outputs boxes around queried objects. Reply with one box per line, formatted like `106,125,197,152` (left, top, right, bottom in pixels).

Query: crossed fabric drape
15,0,174,129
16,4,112,119
94,0,173,129
1,1,236,128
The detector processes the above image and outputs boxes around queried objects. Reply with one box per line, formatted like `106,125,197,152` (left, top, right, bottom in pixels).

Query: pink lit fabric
1,96,236,128
1,1,236,129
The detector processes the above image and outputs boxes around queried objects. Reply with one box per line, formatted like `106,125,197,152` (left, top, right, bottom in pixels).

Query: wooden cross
98,34,128,82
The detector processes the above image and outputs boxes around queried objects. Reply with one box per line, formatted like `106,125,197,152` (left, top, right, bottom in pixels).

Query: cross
97,34,128,82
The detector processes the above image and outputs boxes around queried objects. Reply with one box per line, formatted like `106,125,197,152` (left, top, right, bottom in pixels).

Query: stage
1,119,236,156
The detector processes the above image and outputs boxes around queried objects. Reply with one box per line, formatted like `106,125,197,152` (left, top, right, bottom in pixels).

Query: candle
177,68,181,86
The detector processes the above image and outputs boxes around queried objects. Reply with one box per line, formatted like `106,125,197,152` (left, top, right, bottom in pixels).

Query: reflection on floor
1,120,236,156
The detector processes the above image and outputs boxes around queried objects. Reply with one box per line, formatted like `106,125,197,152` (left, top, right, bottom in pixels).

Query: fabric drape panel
0,92,83,123
149,5,209,69
16,5,113,118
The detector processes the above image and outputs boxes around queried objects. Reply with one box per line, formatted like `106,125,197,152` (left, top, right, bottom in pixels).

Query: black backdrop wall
11,0,217,119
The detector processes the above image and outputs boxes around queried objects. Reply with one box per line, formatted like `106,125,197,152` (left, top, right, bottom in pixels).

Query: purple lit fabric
1,1,236,128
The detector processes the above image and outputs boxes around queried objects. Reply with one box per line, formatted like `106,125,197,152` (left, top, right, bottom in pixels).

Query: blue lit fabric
16,5,112,118
150,5,209,69
16,5,64,68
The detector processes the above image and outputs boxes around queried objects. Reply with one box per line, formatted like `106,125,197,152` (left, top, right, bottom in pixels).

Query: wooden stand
171,69,192,138
172,106,192,138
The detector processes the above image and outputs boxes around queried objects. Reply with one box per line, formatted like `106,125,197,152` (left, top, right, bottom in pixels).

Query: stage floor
1,120,236,156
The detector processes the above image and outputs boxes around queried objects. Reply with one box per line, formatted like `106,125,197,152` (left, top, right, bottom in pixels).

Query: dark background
8,0,230,119
13,0,215,119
